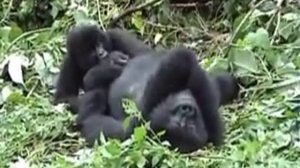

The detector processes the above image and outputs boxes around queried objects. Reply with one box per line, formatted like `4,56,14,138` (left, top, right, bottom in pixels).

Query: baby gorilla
53,24,151,105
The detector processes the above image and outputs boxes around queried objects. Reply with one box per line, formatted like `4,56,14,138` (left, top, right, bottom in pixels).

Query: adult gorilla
77,27,239,153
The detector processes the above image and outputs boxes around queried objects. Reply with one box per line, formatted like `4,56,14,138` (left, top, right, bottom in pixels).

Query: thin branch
108,0,163,28
170,3,199,8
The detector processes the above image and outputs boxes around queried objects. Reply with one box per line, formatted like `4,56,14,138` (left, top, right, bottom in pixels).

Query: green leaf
282,13,300,21
134,126,146,142
131,13,144,33
206,57,229,73
232,13,252,41
0,26,12,42
123,116,131,129
245,28,270,49
229,48,259,73
278,20,293,40
73,7,93,25
265,49,283,68
8,25,23,42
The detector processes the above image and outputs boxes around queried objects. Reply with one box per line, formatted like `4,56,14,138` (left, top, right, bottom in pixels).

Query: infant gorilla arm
53,24,152,104
83,51,129,91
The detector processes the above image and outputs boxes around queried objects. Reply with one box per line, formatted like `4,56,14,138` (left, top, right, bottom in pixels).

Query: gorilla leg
80,114,125,146
106,28,153,57
75,90,126,146
76,89,142,145
142,47,197,116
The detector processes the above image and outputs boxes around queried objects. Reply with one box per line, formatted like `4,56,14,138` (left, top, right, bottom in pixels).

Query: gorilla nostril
179,104,196,117
181,105,191,112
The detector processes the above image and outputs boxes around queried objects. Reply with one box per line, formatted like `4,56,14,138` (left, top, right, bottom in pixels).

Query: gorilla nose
178,104,196,117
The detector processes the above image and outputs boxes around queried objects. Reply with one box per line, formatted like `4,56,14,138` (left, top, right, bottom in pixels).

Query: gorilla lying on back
53,24,152,105
74,25,240,153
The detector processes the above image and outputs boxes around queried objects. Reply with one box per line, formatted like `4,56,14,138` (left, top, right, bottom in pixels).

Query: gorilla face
149,90,208,153
66,24,112,71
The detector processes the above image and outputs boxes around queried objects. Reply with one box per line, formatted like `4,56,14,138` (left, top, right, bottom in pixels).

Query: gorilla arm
106,28,153,57
75,90,125,146
213,73,240,106
141,47,195,116
83,63,123,91
54,57,84,104
83,51,129,91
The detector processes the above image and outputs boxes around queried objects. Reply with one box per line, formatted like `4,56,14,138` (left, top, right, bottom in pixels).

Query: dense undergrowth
1,0,300,167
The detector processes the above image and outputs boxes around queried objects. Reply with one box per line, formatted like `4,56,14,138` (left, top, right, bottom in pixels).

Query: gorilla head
66,24,112,71
149,90,208,153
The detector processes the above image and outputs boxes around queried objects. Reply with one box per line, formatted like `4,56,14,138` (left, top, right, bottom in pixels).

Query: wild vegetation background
0,0,300,167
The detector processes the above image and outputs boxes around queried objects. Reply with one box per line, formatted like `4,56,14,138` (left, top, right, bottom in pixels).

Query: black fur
53,24,151,105
108,47,237,152
83,51,129,92
78,28,238,152
63,25,239,153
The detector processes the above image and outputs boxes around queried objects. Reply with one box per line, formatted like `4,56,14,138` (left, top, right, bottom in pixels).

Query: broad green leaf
105,142,121,156
73,7,93,25
134,126,146,142
229,48,259,73
293,54,300,68
0,26,12,42
206,57,229,73
245,28,270,49
282,13,300,21
1,85,13,102
265,49,282,68
232,13,252,41
9,25,23,42
123,116,131,129
278,21,293,40
131,13,145,34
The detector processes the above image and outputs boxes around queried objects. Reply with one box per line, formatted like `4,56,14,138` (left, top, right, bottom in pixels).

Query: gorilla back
108,47,238,153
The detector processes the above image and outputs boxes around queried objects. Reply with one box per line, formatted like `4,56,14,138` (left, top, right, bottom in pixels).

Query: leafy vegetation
1,0,300,167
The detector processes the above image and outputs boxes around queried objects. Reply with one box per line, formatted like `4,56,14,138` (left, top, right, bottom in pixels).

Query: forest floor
0,0,300,167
